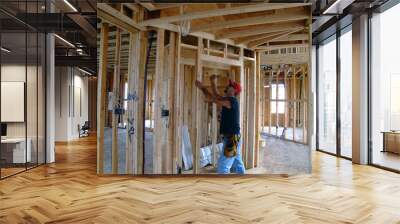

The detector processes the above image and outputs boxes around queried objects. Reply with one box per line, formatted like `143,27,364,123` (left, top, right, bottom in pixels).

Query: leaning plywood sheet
182,125,193,170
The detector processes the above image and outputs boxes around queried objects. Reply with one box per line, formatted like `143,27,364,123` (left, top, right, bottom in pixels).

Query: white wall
1,63,46,164
54,67,89,141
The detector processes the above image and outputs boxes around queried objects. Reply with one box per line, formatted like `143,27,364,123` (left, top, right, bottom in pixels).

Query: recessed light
54,34,75,48
1,47,11,53
63,0,78,12
78,67,93,76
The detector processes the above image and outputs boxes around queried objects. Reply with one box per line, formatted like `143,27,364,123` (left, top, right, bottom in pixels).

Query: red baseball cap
228,80,242,95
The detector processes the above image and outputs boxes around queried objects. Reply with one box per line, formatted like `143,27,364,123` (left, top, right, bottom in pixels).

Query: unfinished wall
96,2,312,175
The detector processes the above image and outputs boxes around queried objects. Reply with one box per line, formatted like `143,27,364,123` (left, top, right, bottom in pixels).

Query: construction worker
195,74,245,174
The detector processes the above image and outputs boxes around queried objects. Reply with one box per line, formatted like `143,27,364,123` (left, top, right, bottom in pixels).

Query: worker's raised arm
195,80,231,109
210,75,223,100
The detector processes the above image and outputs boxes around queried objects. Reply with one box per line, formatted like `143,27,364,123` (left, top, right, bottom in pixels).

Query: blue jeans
217,137,245,174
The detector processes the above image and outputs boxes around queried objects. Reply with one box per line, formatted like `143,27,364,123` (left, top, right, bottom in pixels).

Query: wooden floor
1,135,400,223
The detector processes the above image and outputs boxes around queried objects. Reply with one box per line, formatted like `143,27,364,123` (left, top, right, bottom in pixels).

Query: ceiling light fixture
78,67,93,76
63,0,78,12
1,47,11,53
54,34,75,48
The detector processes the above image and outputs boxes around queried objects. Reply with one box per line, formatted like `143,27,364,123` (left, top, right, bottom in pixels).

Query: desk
1,138,31,163
382,131,400,154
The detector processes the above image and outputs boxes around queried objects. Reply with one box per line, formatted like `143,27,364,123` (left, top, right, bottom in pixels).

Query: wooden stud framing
211,103,218,166
293,68,297,142
97,3,312,175
166,32,177,174
125,23,147,174
239,48,246,162
97,22,109,175
284,67,289,131
302,67,308,144
194,37,204,174
275,69,279,136
261,71,265,133
153,28,165,174
248,61,256,168
268,71,272,135
254,52,261,167
111,28,121,174
173,34,183,174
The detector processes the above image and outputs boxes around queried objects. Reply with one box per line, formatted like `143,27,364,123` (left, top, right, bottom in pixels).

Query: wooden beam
125,23,147,175
125,33,136,174
122,3,140,12
67,14,97,38
194,37,204,174
273,33,309,42
139,3,309,26
246,61,256,169
255,43,309,51
293,67,296,142
268,71,272,135
97,3,145,32
167,32,176,174
143,21,245,48
140,3,182,11
275,69,279,136
173,34,183,174
247,28,304,48
153,29,165,174
235,31,286,45
302,67,308,144
254,52,261,167
239,48,246,163
190,12,309,33
200,54,242,67
139,3,156,11
97,23,109,175
211,103,218,166
284,67,289,130
216,23,304,40
111,28,121,174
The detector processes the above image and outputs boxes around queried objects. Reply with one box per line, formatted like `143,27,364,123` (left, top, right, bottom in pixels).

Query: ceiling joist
190,11,308,33
273,33,309,42
235,31,290,45
248,27,304,48
139,3,310,26
216,23,304,40
97,3,145,33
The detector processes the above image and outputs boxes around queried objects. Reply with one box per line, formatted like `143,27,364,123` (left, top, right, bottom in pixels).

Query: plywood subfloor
1,135,400,223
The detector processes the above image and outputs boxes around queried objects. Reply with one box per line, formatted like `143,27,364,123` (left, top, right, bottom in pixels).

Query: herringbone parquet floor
1,135,400,224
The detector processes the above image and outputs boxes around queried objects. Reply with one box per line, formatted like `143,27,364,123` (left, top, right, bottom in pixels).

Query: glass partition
0,31,28,177
339,26,352,158
317,35,337,154
370,3,400,171
0,0,46,179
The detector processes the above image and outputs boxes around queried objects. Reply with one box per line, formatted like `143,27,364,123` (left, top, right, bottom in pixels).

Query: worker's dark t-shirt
220,97,240,135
